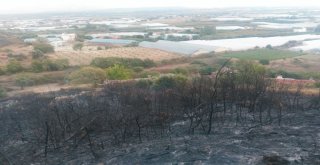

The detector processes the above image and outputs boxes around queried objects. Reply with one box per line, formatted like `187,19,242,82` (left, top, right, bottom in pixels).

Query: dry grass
6,83,91,97
147,63,190,73
50,47,180,66
268,54,320,72
300,88,320,96
0,44,32,66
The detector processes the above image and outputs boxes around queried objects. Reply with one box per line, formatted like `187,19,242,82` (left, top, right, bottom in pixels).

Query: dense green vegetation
223,48,302,60
6,60,24,74
1,59,69,75
7,52,27,61
172,68,189,76
91,57,156,69
236,60,266,86
15,72,66,89
153,75,187,90
31,59,69,72
106,65,133,80
68,66,106,85
259,59,270,65
15,73,34,89
199,66,216,75
33,42,55,54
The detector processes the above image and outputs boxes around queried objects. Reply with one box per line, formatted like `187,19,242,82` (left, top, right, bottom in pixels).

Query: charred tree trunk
44,121,49,158
136,117,142,143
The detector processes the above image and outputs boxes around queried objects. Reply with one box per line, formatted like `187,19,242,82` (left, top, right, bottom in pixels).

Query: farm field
223,48,303,60
50,47,180,66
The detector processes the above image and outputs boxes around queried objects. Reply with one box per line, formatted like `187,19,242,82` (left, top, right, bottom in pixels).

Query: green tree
259,59,270,65
153,75,187,90
43,59,69,71
172,67,188,75
106,65,133,80
31,60,44,72
199,66,216,75
236,60,266,90
73,42,84,51
68,66,106,85
6,60,24,74
31,49,44,59
15,73,34,90
31,59,69,73
143,59,156,68
33,43,54,54
91,57,155,69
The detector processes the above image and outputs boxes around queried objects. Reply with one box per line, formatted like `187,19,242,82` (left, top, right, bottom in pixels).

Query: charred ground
0,62,320,164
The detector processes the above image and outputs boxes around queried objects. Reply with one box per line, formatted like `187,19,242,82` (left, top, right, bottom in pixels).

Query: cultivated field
50,47,180,66
223,48,303,60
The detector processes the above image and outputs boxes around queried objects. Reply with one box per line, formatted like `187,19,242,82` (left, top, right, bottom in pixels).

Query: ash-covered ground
2,108,318,165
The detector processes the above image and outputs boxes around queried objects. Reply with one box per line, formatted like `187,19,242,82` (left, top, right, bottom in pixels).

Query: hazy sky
1,0,320,14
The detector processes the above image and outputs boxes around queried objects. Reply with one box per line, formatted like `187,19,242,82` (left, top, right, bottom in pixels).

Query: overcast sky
1,0,320,14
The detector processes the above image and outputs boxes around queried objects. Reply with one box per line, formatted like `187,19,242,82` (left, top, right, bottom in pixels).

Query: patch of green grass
223,48,302,61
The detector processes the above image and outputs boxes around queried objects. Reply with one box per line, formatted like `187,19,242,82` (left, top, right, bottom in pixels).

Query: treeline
1,61,319,163
91,57,156,69
0,59,69,75
67,57,157,84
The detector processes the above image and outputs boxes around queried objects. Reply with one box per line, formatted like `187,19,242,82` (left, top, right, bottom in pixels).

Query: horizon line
0,6,320,16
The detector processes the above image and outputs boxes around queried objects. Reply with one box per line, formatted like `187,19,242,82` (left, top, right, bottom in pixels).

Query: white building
293,28,307,33
61,33,76,41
